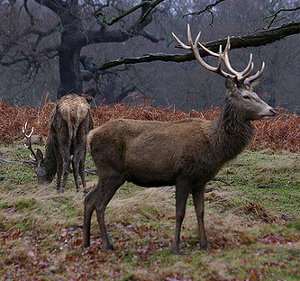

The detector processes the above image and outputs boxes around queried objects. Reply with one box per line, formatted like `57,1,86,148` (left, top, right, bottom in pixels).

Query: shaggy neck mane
44,132,57,182
212,98,254,165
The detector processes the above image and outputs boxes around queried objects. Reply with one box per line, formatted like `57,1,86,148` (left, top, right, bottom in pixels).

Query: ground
0,145,299,281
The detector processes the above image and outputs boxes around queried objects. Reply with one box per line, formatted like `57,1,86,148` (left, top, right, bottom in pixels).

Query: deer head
172,25,276,121
22,122,52,185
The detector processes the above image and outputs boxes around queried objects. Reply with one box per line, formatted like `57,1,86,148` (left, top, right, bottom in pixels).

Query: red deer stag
83,25,276,253
23,94,93,193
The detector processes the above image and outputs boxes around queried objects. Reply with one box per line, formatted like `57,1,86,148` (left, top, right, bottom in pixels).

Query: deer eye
243,95,251,100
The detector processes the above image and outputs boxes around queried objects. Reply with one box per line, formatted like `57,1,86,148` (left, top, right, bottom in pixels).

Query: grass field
0,145,299,281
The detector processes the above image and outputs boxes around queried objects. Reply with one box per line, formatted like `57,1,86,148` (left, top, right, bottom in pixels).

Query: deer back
55,94,91,141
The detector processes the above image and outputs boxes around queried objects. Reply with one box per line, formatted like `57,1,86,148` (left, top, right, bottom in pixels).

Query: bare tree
0,0,165,98
0,0,300,109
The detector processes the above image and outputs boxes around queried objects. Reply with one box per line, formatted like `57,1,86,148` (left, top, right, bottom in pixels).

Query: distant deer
23,94,93,193
83,25,276,253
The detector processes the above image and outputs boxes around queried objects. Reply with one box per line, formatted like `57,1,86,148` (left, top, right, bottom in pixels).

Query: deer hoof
104,243,114,251
199,241,208,251
170,244,181,255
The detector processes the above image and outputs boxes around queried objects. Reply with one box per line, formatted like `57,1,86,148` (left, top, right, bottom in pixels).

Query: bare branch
31,23,61,50
86,17,161,44
97,21,300,71
140,0,165,22
266,6,300,28
0,45,59,67
0,21,60,71
183,0,227,17
95,0,165,26
33,0,66,15
24,0,35,25
95,1,150,26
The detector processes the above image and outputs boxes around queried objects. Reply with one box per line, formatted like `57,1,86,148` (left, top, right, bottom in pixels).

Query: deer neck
212,99,254,164
43,133,57,182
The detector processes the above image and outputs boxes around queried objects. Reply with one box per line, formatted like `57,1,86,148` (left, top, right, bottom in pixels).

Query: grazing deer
83,25,276,253
23,94,93,192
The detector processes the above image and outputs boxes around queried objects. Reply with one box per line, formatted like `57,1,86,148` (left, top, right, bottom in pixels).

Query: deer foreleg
192,188,208,250
172,180,190,254
95,174,124,250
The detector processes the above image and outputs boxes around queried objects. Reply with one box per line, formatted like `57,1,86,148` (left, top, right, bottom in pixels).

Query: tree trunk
102,76,117,104
57,46,82,98
56,3,84,99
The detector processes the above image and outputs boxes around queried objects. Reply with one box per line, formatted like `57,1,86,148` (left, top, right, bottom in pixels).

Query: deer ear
36,149,44,163
225,78,237,91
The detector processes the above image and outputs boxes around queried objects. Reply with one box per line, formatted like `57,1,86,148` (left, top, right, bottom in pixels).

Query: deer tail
67,110,74,141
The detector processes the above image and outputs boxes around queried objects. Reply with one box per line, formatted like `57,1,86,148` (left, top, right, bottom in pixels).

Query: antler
172,24,265,83
22,121,37,162
244,62,265,84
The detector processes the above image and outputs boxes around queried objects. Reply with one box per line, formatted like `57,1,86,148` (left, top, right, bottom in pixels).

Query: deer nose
269,108,277,116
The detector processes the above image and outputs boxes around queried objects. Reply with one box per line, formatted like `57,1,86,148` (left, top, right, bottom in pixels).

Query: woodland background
0,0,299,112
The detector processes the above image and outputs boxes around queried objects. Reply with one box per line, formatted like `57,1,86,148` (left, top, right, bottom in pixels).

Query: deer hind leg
78,149,87,193
192,188,208,250
172,179,190,254
60,158,70,193
95,173,124,250
56,157,63,192
72,152,80,192
55,150,63,192
56,129,71,193
83,173,124,249
59,142,71,193
83,186,98,247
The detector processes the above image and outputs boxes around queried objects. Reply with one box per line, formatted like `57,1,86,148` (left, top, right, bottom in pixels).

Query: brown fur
58,95,90,140
35,94,93,192
83,80,274,253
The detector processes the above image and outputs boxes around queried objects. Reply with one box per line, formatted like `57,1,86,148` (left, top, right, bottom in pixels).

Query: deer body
89,113,252,188
23,94,93,192
83,25,276,253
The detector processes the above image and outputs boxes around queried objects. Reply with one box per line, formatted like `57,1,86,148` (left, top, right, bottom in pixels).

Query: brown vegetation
0,101,299,152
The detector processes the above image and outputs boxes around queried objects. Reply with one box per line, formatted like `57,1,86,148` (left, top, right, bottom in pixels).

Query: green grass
218,151,300,217
0,145,299,280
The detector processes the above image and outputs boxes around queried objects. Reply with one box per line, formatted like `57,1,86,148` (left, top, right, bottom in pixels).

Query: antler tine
171,32,191,50
243,62,254,78
22,122,26,134
244,61,265,84
240,54,253,76
187,24,193,45
223,38,259,81
22,121,28,135
223,37,241,77
172,25,214,71
23,122,34,138
189,26,220,73
218,46,236,79
173,25,266,84
22,121,37,161
197,41,220,57
190,27,235,78
172,25,235,79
